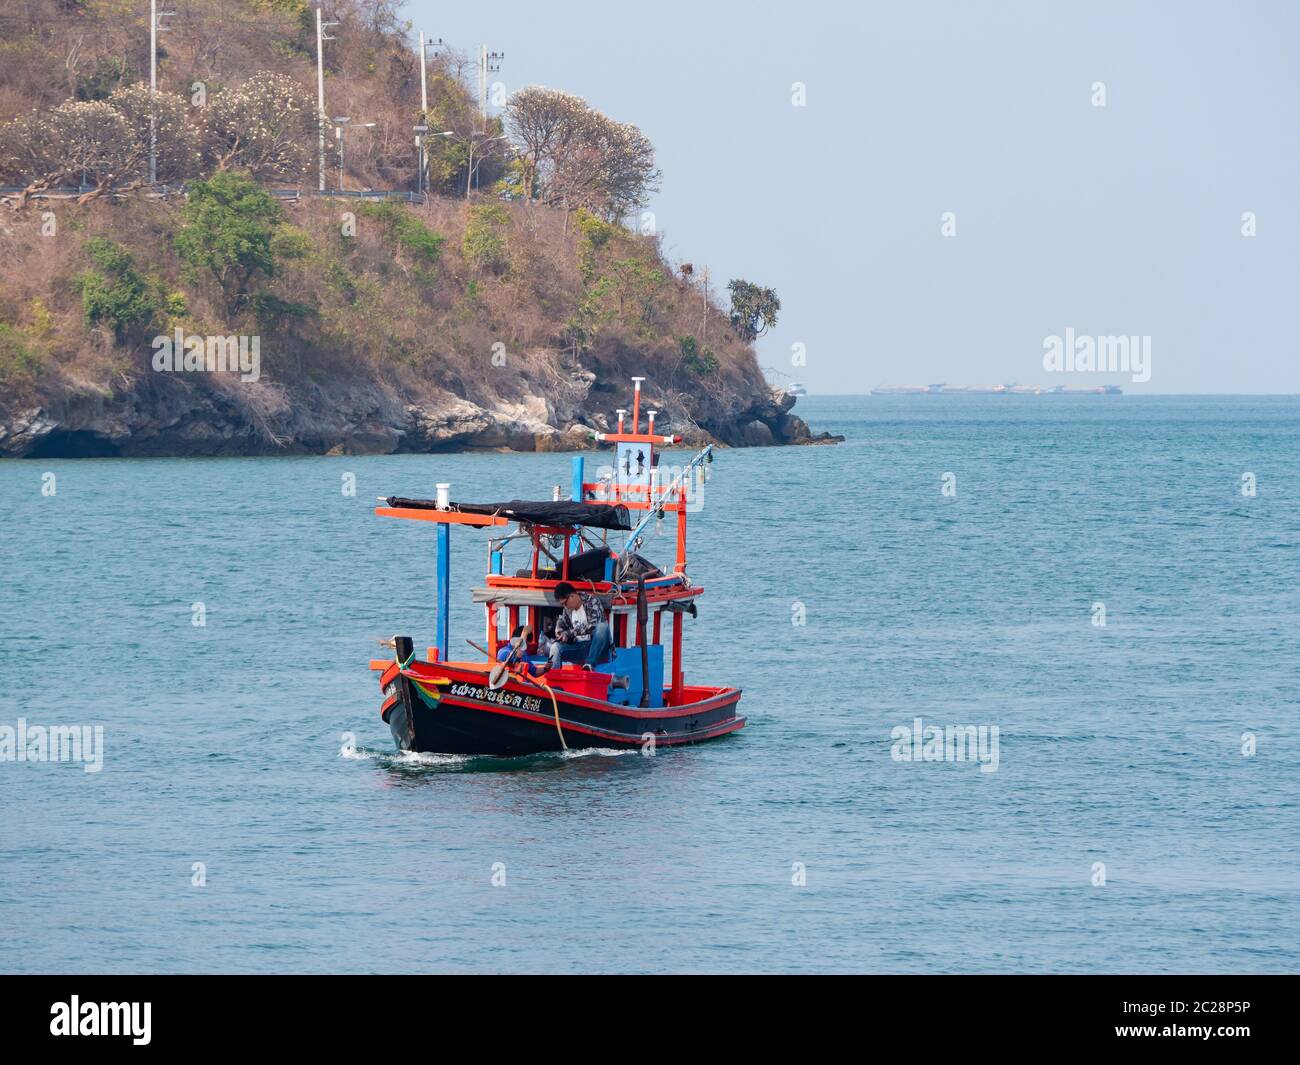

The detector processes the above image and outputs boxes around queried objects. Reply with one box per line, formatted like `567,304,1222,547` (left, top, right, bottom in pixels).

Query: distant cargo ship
870,384,934,395
871,383,1121,396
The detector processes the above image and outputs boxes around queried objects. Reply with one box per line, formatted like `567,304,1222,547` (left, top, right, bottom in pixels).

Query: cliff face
0,364,820,459
0,193,833,459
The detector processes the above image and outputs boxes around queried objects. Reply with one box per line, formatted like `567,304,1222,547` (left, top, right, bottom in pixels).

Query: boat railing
617,444,712,557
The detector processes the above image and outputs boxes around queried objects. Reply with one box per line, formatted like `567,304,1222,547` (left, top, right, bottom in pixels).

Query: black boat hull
382,670,743,757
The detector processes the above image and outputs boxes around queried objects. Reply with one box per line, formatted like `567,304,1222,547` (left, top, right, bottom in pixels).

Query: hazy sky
407,0,1300,393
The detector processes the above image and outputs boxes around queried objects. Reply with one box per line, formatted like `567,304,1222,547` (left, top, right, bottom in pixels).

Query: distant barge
871,383,1122,395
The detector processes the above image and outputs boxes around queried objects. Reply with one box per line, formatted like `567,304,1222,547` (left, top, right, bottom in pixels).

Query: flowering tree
0,101,135,205
202,72,315,182
107,83,201,185
597,121,658,219
505,87,660,223
0,87,199,203
504,87,586,205
0,110,66,200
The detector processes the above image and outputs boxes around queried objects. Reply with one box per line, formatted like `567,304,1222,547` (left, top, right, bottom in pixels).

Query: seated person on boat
549,582,612,668
496,624,550,676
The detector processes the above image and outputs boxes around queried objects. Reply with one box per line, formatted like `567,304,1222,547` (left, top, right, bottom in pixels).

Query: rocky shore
0,376,840,459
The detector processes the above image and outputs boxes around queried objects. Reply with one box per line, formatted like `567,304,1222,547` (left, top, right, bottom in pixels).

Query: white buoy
436,482,451,510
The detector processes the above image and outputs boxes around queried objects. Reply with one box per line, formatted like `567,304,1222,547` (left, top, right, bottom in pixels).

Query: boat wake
341,743,637,773
341,745,470,768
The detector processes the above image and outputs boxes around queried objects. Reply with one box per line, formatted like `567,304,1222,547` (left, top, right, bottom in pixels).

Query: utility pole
477,45,504,127
414,34,445,198
419,32,429,115
148,3,174,185
149,0,156,184
701,266,710,342
478,45,485,126
316,9,339,191
418,32,428,197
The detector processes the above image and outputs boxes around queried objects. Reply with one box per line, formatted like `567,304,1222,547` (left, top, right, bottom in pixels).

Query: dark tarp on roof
522,544,664,582
385,497,632,531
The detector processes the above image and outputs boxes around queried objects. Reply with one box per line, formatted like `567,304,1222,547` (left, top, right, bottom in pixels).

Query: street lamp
332,117,350,191
413,125,427,196
466,133,506,199
333,117,374,192
413,128,454,195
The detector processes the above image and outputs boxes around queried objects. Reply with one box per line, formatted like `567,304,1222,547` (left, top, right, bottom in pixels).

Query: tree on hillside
418,68,479,193
203,72,315,182
107,83,200,185
597,120,658,219
727,279,780,341
0,87,202,203
0,110,67,200
174,171,290,312
504,88,660,224
544,117,608,226
0,101,136,204
503,87,585,205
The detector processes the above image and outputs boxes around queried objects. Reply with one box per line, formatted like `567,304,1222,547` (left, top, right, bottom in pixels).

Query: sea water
1,395,1297,973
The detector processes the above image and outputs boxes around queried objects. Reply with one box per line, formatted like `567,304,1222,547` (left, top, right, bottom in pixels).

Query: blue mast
436,522,450,661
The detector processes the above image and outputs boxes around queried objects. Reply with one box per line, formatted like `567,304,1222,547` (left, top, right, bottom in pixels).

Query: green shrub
74,238,167,342
322,259,358,302
251,291,318,327
0,322,44,382
678,335,718,376
27,299,54,339
357,201,444,271
270,224,311,261
75,55,133,101
461,203,509,273
574,209,618,281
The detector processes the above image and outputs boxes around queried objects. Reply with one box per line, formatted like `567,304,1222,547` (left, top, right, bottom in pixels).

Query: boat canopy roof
384,497,632,531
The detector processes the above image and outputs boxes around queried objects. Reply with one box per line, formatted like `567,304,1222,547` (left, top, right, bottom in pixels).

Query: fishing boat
367,378,745,756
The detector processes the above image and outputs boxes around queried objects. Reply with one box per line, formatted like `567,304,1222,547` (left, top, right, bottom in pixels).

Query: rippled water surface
2,395,1297,972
